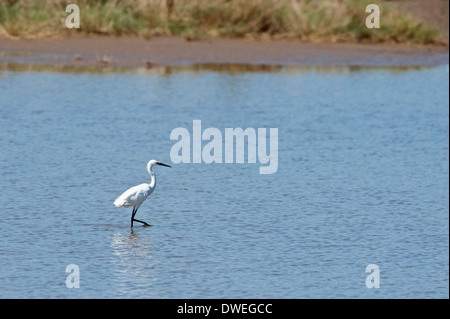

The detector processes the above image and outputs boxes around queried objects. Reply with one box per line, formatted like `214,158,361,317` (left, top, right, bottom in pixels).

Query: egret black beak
157,162,171,168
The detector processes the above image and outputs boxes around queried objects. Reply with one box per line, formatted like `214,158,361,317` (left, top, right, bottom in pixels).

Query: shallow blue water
0,64,448,298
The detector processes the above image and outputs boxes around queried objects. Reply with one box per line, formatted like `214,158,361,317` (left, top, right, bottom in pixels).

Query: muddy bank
0,36,448,67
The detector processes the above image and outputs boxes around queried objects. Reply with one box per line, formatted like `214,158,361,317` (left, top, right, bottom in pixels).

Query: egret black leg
131,207,137,227
131,207,150,227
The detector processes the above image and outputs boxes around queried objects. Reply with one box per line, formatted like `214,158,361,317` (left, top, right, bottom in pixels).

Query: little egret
114,160,171,227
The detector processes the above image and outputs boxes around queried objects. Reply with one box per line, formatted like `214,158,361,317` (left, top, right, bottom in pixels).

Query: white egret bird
114,160,171,227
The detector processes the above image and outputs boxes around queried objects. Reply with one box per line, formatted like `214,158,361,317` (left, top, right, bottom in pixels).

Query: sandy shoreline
0,36,449,67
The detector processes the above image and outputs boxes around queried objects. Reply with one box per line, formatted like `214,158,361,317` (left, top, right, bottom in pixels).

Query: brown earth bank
0,35,448,67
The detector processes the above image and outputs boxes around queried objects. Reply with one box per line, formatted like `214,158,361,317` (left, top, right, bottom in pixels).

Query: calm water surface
0,63,448,298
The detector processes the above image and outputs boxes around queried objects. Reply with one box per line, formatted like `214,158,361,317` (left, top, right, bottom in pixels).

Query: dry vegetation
0,0,444,44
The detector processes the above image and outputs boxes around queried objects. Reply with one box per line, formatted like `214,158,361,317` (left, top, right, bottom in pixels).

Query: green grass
0,0,444,44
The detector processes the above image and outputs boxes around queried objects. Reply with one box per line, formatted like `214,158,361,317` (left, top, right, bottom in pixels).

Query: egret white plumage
114,160,171,227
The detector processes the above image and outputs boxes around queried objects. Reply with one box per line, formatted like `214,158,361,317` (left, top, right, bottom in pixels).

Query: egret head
147,160,171,172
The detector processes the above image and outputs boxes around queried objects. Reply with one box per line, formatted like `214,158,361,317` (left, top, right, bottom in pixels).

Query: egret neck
147,166,156,189
149,170,156,189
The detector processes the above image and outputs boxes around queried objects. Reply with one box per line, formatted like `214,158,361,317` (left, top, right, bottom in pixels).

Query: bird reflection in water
110,230,160,285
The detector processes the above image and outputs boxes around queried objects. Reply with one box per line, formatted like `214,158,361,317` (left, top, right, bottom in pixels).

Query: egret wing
114,183,150,207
